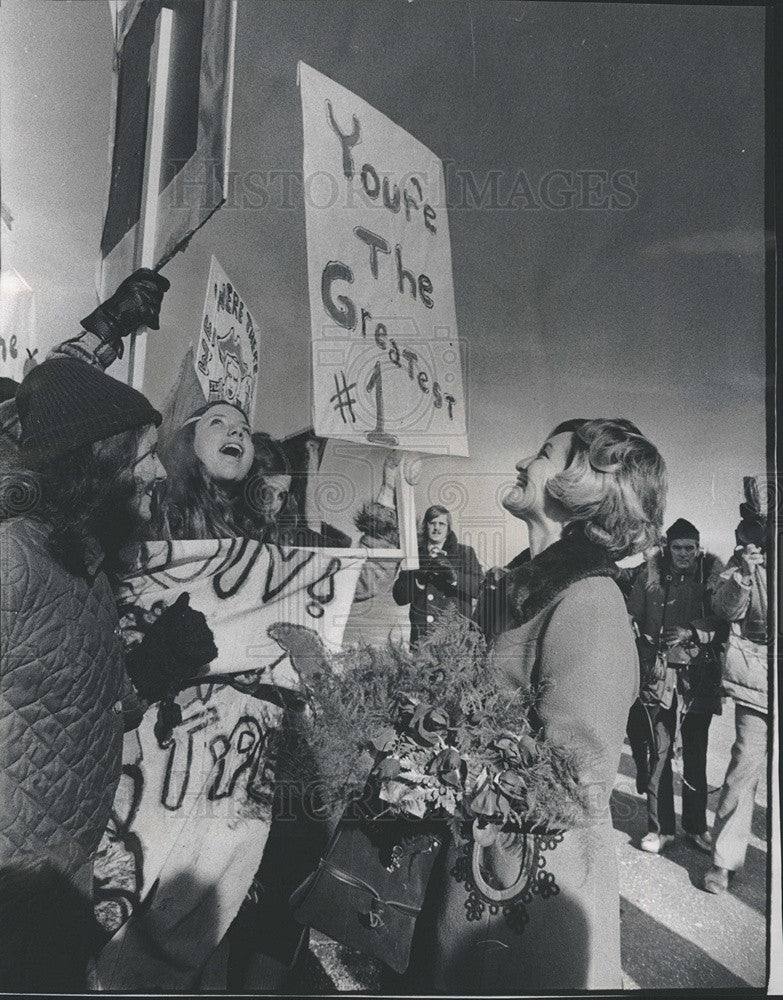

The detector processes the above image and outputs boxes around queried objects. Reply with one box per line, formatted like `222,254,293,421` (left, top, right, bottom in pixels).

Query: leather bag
289,816,444,973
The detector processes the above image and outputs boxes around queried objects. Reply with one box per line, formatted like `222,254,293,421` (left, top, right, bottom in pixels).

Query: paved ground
298,701,769,993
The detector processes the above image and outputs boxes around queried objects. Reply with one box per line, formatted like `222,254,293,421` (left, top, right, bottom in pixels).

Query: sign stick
126,6,173,389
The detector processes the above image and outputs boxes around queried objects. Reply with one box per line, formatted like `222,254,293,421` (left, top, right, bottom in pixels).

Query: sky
0,0,768,565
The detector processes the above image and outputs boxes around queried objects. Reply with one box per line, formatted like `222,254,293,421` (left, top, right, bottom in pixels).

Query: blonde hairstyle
545,418,666,558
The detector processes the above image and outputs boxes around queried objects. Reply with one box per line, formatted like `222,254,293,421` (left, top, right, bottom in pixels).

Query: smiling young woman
161,400,263,540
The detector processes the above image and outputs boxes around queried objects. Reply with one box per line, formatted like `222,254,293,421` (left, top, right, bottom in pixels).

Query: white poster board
0,267,36,381
299,62,468,457
195,255,260,415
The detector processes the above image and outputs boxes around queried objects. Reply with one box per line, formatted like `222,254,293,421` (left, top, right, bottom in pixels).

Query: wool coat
410,529,638,992
0,517,138,878
392,530,483,645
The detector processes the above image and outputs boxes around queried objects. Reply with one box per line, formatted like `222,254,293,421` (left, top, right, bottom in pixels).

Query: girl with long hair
392,503,484,646
161,400,261,540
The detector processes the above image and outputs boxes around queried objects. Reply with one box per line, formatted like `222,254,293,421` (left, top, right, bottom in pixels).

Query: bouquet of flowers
275,611,589,842
281,613,590,968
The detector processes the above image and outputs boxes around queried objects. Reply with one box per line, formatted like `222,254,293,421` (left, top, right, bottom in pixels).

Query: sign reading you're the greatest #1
299,62,468,457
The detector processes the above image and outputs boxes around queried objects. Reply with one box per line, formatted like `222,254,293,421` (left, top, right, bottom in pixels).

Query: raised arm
0,270,169,456
711,552,754,622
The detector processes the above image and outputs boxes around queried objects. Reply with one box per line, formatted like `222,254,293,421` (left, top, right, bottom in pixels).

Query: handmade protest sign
299,62,468,457
94,538,365,990
0,267,36,382
195,256,260,416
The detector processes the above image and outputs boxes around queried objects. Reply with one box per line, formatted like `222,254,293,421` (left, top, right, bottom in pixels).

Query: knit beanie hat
16,358,161,463
666,517,700,543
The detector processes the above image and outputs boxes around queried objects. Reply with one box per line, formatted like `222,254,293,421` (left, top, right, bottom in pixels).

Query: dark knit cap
16,358,161,463
666,517,700,542
0,376,21,404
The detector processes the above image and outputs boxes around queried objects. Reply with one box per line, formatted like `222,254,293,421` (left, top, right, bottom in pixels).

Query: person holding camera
702,480,769,893
627,518,724,854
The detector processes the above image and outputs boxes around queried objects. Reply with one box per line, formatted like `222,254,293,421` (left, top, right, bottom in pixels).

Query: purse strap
317,858,422,918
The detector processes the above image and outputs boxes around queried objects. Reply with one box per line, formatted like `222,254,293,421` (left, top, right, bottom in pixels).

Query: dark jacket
392,530,483,644
626,549,724,714
0,517,138,877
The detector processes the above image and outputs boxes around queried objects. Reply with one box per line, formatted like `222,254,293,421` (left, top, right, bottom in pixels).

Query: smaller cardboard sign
195,256,260,417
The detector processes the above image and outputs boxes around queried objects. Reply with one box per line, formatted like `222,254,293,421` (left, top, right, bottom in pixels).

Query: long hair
418,504,456,553
1,425,152,577
161,403,261,540
544,417,667,559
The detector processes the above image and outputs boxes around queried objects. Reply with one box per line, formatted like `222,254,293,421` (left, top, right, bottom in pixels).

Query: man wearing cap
0,281,218,991
627,519,724,854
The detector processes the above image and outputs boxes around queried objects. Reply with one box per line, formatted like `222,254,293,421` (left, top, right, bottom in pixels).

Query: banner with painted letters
299,62,468,457
94,538,364,990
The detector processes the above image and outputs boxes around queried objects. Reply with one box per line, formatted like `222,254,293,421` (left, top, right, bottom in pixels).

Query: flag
100,0,236,306
94,537,365,990
107,0,146,52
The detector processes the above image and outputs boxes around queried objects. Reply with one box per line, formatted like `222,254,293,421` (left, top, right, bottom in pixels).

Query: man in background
628,518,724,854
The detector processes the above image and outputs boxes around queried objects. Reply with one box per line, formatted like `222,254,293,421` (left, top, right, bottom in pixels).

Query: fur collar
418,527,459,558
642,548,720,593
512,525,620,623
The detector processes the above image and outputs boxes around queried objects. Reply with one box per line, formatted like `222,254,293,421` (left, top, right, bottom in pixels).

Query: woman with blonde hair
410,417,666,993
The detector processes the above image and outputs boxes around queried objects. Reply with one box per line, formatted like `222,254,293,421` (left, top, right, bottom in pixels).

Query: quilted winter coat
0,517,136,878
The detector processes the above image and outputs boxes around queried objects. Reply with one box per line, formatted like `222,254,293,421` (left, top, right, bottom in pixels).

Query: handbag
289,814,445,973
721,623,767,711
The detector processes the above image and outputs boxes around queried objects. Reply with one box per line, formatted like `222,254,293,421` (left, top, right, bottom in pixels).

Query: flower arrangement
277,612,589,842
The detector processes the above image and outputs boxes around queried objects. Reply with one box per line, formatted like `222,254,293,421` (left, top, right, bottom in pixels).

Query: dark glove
81,268,170,353
125,592,218,702
428,552,456,584
154,697,183,748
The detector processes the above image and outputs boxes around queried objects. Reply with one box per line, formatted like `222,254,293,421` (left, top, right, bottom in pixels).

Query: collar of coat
511,523,620,623
418,528,459,558
641,548,720,592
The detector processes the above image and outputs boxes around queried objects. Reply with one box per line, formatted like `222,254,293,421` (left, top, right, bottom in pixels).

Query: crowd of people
0,270,772,993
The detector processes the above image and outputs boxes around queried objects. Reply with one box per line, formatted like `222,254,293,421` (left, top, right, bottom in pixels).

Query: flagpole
127,5,173,389
222,0,238,199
